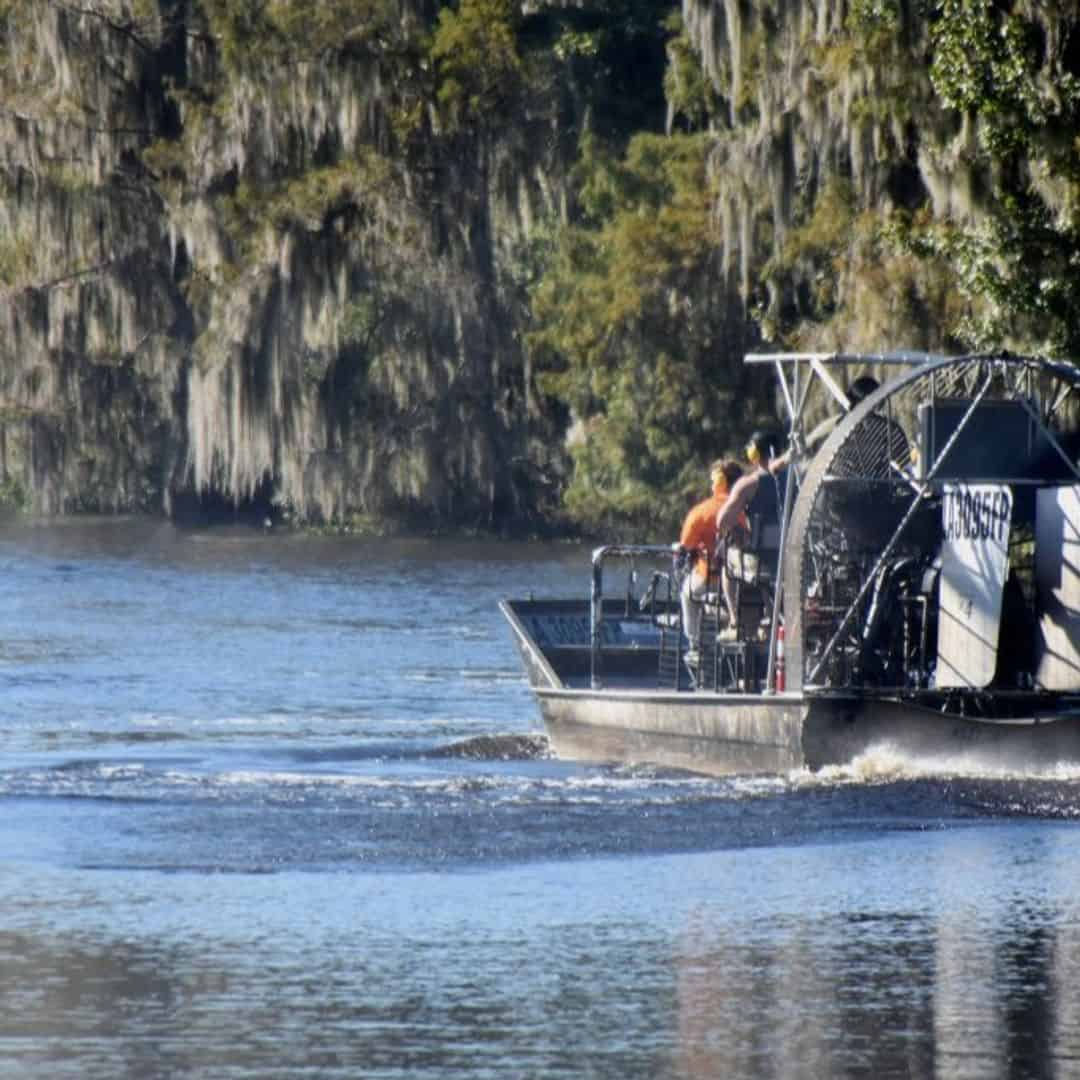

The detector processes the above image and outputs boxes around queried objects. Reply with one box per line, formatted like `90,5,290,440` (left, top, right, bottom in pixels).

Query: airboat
501,351,1080,775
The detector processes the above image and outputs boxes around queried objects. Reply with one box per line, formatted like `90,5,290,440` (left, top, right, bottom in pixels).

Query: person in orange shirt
679,458,744,665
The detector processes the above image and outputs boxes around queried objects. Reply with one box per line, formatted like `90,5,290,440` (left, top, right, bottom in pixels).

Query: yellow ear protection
746,441,761,465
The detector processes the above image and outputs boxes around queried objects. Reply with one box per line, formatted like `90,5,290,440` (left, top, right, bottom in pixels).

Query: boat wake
814,741,1080,784
428,733,551,761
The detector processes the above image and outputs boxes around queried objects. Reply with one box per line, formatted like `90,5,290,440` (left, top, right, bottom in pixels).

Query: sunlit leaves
930,0,1079,157
201,0,401,68
431,0,522,132
933,15,1014,151
918,1,1080,352
529,131,759,534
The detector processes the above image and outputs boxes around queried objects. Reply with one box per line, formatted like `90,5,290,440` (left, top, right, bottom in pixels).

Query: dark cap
849,375,880,405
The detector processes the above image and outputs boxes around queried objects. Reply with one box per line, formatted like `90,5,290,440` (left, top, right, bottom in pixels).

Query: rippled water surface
2,518,1080,1078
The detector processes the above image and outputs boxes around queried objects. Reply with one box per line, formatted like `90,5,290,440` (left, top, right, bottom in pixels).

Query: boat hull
501,597,1080,775
537,688,808,774
532,687,1080,775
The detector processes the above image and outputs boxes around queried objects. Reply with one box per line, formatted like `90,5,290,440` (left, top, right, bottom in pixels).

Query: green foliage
216,154,395,269
0,229,35,286
774,200,966,356
778,180,857,270
341,294,380,348
141,136,187,181
199,0,272,69
786,3,1080,357
663,11,722,132
40,161,94,194
830,0,910,105
846,0,901,39
431,0,522,133
529,131,764,535
930,0,1067,157
887,198,1080,354
920,0,1080,353
264,0,394,52
200,0,400,68
761,180,857,339
272,157,390,228
0,475,27,513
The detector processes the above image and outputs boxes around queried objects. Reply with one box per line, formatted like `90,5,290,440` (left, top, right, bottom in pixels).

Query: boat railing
590,544,681,689
590,541,786,693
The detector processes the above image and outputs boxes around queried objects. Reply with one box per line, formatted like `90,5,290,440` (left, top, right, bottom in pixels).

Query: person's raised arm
715,473,756,536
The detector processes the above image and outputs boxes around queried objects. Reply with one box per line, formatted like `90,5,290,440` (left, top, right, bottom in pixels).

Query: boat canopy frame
583,352,1080,704
762,351,1080,703
744,351,953,691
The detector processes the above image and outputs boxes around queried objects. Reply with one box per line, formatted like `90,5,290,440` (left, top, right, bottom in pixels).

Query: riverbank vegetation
0,1,1078,536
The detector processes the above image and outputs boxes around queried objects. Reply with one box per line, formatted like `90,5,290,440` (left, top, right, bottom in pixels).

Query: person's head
848,375,880,406
745,430,778,467
710,458,743,494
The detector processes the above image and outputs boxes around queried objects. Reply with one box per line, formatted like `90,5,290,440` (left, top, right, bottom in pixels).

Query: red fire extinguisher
775,624,786,692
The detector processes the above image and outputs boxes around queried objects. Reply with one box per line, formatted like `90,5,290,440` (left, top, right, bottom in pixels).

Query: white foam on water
461,668,527,682
809,741,1080,783
97,763,146,779
443,624,490,640
191,714,293,728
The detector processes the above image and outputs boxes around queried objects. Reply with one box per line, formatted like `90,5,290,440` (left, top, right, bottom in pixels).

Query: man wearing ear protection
714,430,786,633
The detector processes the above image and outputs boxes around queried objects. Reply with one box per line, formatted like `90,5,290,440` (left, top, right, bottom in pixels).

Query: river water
1,518,1080,1078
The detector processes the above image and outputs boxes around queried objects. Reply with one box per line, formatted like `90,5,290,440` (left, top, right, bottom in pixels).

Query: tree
431,0,523,133
918,0,1080,354
529,131,767,535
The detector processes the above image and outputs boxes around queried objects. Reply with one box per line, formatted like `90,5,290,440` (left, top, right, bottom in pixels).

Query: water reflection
674,850,1080,1078
0,920,665,1079
676,911,935,1077
2,874,1079,1079
0,932,222,1078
